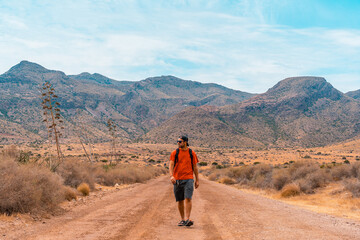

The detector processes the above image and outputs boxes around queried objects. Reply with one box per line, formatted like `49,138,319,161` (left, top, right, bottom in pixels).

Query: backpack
174,148,194,171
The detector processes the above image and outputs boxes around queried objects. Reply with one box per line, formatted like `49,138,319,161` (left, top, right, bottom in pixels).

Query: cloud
0,0,359,93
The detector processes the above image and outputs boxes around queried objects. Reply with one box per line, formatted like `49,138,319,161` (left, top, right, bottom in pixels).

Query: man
169,136,199,227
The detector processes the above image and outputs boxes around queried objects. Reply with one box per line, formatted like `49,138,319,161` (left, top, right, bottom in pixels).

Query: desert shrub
96,165,166,186
219,177,236,185
17,151,30,164
296,170,329,194
1,145,19,159
230,165,255,181
289,161,319,181
0,156,64,214
56,160,96,189
343,178,360,197
272,169,290,190
331,164,352,181
224,164,273,188
251,164,273,188
77,183,90,196
216,165,226,169
207,172,219,181
63,186,77,201
350,162,360,178
199,162,208,166
281,183,301,198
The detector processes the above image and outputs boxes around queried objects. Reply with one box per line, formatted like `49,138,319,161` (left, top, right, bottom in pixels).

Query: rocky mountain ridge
0,61,254,144
143,77,360,148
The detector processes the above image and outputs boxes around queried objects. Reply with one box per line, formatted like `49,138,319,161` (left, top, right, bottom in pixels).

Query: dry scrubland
196,139,360,221
0,145,167,216
2,140,360,221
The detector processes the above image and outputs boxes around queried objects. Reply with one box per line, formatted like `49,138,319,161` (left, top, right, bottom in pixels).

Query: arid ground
2,140,360,239
2,175,360,240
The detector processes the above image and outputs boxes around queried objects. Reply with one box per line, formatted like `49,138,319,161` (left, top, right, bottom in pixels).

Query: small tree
41,82,64,171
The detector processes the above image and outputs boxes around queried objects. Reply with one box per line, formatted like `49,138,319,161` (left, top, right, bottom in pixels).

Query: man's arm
169,160,176,184
193,163,199,189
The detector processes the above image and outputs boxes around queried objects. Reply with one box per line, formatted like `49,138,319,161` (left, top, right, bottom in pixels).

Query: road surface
2,176,360,240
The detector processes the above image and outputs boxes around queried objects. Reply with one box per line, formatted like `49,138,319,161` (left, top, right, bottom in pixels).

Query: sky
1,0,360,93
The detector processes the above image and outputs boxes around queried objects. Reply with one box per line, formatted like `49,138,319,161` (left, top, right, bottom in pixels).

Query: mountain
143,77,360,148
346,89,360,100
0,61,254,144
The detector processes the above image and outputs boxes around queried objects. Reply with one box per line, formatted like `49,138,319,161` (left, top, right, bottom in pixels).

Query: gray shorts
173,179,194,202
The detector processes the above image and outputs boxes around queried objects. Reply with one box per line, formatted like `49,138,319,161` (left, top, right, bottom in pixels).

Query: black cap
179,136,189,146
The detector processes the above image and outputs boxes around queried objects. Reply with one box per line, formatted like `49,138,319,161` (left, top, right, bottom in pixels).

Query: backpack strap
189,148,194,171
174,148,180,167
174,148,194,172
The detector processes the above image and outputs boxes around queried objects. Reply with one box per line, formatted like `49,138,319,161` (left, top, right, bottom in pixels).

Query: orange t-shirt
170,148,198,180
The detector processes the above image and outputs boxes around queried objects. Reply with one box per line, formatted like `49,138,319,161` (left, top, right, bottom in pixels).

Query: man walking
169,136,199,227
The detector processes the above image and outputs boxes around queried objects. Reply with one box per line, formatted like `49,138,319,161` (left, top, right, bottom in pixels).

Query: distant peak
265,76,342,101
142,75,184,82
6,60,49,74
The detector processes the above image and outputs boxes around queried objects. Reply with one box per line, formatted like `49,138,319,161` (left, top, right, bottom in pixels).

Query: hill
0,61,254,144
346,89,360,100
143,77,360,148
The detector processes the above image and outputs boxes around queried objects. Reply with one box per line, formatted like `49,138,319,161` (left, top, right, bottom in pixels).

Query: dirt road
2,176,360,240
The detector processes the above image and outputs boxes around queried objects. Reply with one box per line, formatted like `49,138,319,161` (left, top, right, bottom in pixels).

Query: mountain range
0,61,253,145
1,61,359,148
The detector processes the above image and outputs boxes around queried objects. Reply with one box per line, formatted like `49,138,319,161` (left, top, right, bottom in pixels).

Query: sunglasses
177,140,183,143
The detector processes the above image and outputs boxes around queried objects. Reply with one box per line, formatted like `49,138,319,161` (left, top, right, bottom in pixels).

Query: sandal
178,220,186,226
184,219,193,227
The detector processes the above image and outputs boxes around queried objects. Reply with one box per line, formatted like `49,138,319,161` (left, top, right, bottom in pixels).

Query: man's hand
170,176,176,184
195,180,199,189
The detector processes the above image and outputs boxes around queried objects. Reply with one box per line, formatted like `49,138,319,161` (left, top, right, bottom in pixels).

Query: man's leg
185,198,192,220
178,200,185,220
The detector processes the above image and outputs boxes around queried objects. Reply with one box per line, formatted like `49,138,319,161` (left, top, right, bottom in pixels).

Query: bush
64,186,77,201
0,157,64,214
281,183,301,198
77,183,90,196
96,165,166,186
296,170,329,194
331,164,352,181
199,162,208,166
207,172,219,181
343,179,360,197
272,169,290,190
290,161,318,181
219,177,236,185
350,162,360,178
56,160,96,189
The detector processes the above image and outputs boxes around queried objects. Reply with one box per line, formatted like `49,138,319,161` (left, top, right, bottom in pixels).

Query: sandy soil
2,176,360,240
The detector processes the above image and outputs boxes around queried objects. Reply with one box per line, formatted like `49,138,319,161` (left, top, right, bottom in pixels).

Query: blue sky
1,0,360,93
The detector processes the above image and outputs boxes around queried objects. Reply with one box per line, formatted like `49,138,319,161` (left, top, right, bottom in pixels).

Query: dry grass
219,177,236,185
77,183,90,196
281,183,301,198
56,160,96,190
63,186,78,201
0,156,64,214
343,178,360,197
272,169,290,190
96,165,166,186
206,160,359,197
331,164,352,181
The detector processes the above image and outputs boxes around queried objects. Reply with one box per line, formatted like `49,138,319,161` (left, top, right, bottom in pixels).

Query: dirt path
2,176,360,240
